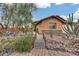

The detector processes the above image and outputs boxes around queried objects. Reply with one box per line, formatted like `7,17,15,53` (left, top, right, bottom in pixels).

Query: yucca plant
63,13,79,36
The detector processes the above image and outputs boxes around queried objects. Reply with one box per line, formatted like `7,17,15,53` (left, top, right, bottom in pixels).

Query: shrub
0,39,15,55
14,35,33,52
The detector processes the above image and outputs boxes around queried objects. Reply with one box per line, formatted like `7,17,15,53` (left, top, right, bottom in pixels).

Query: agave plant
63,13,79,36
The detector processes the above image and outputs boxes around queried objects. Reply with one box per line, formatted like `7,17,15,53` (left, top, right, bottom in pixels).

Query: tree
1,3,36,32
12,3,36,33
2,4,14,29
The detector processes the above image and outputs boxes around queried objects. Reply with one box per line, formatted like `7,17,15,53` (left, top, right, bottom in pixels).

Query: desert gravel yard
0,33,79,56
10,33,75,56
10,48,75,56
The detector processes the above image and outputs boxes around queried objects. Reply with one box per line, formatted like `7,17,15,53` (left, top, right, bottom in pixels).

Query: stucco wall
36,18,64,33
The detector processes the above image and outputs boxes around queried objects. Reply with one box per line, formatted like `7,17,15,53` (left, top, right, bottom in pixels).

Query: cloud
55,3,79,5
35,3,79,8
1,0,79,3
54,3,64,5
35,3,51,8
71,8,79,22
60,15,67,20
32,18,40,21
60,8,79,22
60,14,78,22
51,0,79,4
74,8,79,20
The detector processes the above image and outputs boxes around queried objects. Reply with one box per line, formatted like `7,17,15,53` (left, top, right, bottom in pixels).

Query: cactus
63,13,79,36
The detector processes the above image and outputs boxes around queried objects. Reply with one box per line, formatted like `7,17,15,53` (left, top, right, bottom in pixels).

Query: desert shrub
0,39,15,55
2,39,15,50
14,35,33,52
0,33,33,55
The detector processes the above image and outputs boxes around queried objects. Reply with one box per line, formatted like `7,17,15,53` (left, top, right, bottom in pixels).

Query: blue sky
0,3,79,21
32,3,79,21
0,4,3,16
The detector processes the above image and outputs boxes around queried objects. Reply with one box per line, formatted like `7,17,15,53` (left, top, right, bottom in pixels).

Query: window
48,22,56,29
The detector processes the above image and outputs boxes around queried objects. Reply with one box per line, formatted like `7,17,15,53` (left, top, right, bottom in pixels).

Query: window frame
48,22,56,29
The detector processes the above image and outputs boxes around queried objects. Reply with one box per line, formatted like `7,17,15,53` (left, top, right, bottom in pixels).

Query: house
34,15,66,33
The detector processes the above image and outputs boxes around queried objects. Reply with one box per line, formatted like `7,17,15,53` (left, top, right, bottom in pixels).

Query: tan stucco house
34,15,66,33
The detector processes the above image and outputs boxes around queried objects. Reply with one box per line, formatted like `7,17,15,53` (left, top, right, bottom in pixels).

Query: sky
0,3,79,21
32,3,79,21
0,4,3,16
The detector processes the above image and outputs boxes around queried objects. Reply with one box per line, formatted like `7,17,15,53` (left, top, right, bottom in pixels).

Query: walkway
10,48,75,56
34,33,45,49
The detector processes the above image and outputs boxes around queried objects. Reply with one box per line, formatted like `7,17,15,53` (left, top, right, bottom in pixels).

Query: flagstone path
34,33,45,49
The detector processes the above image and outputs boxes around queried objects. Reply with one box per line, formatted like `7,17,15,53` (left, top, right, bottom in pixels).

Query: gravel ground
10,34,75,56
10,48,75,56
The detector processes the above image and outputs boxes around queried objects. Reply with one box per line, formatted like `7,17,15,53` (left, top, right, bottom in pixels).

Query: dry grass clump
0,34,33,55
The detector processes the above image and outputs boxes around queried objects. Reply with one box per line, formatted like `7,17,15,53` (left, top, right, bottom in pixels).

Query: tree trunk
0,23,5,29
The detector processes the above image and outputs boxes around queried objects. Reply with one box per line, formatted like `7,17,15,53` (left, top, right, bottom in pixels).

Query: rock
43,31,79,55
